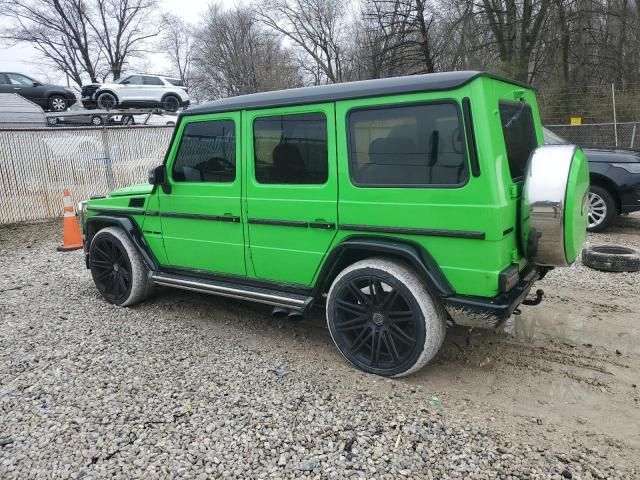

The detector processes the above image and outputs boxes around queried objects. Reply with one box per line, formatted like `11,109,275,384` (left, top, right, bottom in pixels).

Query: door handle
309,220,336,229
13,87,21,90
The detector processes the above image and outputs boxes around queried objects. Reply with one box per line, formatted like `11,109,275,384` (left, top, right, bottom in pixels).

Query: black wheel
582,245,640,272
327,258,446,377
163,95,180,113
89,227,154,306
91,115,104,126
47,116,58,126
96,92,117,110
121,115,135,126
48,95,68,112
587,185,617,232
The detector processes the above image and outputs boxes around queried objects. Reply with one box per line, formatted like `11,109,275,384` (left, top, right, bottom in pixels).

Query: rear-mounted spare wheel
521,145,590,266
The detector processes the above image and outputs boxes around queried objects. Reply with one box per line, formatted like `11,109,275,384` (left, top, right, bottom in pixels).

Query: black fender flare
312,236,454,298
95,89,119,105
85,215,159,271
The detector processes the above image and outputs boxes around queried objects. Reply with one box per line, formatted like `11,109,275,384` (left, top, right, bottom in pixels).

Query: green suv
78,71,589,377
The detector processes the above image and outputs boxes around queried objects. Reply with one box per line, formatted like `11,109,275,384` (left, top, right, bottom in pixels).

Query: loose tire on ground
587,185,617,232
326,258,446,377
89,227,155,306
582,245,640,272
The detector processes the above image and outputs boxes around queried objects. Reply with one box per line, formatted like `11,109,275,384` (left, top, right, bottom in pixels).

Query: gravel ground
1,217,639,479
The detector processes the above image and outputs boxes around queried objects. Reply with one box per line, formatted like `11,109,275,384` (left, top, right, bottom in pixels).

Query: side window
253,113,328,184
7,74,33,86
348,102,468,187
143,76,164,86
123,75,144,85
499,101,538,180
172,120,236,183
0,74,9,85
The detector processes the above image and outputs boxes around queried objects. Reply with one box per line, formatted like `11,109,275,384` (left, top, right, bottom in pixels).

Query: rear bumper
443,266,543,328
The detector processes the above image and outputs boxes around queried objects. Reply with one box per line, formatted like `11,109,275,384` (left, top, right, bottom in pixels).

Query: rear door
157,112,246,276
245,104,338,285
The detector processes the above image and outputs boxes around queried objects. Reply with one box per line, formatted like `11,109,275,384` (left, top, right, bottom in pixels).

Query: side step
150,272,313,312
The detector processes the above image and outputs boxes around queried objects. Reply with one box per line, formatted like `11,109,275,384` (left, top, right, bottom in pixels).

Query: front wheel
96,92,117,110
587,185,617,232
48,95,68,112
326,258,446,377
89,227,154,306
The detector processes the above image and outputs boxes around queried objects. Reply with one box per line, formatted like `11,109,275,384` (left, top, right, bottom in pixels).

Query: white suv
81,74,189,113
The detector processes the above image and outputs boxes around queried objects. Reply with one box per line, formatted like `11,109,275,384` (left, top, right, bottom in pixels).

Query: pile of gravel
0,220,636,479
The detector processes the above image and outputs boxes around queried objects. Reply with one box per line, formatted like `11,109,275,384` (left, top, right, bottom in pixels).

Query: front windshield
543,127,569,145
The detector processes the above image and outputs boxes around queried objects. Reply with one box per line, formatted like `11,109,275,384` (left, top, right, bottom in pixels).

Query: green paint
84,74,587,300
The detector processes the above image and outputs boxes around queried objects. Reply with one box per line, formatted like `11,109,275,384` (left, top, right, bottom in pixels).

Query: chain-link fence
546,122,640,149
0,126,173,225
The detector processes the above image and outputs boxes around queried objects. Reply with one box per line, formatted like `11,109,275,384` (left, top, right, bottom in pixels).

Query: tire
48,95,68,112
162,95,180,113
326,258,446,377
91,115,104,126
587,185,617,232
96,92,118,110
582,245,640,272
89,227,155,306
121,115,135,126
47,116,58,126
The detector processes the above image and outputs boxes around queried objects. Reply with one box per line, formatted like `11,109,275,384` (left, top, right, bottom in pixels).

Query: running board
150,272,313,311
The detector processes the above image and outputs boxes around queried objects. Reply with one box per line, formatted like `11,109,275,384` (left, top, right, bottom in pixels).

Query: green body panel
85,75,574,299
109,183,154,197
564,149,590,263
159,111,246,275
244,103,338,285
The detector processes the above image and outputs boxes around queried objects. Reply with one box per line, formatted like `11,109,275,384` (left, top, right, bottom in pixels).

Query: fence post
100,122,114,190
612,83,618,147
631,125,637,149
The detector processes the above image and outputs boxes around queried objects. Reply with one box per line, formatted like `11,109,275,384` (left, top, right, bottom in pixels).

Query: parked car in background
110,113,177,126
47,106,108,126
0,72,77,112
81,74,189,113
544,127,640,231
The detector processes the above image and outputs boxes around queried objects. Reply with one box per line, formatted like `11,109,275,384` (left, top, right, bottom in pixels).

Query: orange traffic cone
57,188,83,252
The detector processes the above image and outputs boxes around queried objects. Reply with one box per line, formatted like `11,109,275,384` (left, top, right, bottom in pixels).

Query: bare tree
1,0,101,85
192,3,302,101
158,13,193,87
257,0,350,83
87,0,161,80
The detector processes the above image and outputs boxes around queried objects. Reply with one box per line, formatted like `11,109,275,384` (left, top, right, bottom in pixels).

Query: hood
109,183,154,197
583,148,640,164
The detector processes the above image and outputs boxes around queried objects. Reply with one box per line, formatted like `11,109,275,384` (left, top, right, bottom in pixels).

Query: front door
245,104,338,285
158,112,245,276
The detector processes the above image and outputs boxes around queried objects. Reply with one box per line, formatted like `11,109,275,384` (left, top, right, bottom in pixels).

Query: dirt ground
1,214,639,478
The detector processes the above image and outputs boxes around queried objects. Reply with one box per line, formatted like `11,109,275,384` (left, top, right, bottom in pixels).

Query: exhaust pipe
287,311,304,321
272,306,289,318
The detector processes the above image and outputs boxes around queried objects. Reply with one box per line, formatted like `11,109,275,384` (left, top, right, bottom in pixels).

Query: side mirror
148,165,171,193
122,80,130,85
32,81,41,87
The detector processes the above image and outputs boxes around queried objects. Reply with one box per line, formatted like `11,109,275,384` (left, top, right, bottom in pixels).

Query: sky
0,0,236,86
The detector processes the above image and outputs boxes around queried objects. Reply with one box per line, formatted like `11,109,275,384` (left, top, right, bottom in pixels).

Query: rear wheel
89,227,154,306
91,115,104,126
327,258,446,377
587,185,617,232
162,95,180,113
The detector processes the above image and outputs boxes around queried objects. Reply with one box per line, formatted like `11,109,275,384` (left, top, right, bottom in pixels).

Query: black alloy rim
99,94,115,109
331,275,420,373
90,236,132,303
165,97,179,111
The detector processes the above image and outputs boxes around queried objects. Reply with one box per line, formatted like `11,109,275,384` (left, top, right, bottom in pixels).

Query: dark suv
544,128,640,231
0,72,77,112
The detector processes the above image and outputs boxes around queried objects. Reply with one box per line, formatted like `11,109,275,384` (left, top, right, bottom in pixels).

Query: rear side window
172,120,236,183
167,78,184,87
499,101,538,180
143,76,164,86
348,102,467,187
253,113,328,184
122,75,144,85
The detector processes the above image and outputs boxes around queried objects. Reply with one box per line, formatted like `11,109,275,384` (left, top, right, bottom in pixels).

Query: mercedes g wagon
78,71,589,377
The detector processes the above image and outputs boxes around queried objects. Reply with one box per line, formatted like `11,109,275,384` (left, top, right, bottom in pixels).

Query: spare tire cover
521,145,589,266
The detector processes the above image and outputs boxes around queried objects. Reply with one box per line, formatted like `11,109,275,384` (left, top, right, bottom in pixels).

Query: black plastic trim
312,236,455,298
340,224,485,240
160,211,241,223
309,222,336,230
87,207,145,216
84,215,160,271
248,218,309,228
161,266,312,297
462,97,481,177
